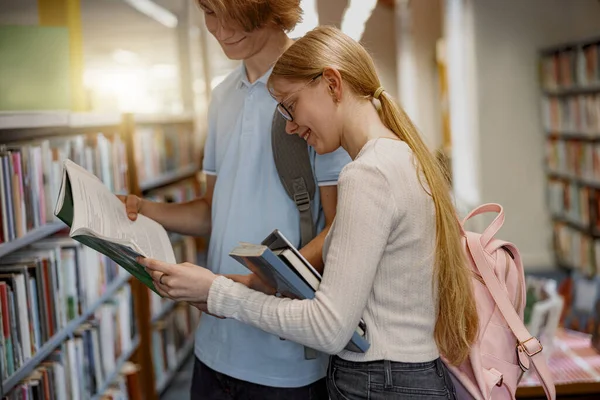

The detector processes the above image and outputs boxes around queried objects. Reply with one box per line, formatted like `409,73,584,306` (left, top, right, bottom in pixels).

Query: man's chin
220,46,247,61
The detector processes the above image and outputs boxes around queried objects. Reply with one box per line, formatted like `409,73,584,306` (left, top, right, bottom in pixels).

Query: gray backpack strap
271,111,319,360
271,111,316,248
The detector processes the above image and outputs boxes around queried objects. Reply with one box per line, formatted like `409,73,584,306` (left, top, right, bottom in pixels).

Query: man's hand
117,194,144,221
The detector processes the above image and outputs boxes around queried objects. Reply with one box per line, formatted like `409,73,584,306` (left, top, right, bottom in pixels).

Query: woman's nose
285,120,299,135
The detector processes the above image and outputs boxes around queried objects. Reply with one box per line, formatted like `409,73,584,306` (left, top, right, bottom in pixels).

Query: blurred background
0,0,600,399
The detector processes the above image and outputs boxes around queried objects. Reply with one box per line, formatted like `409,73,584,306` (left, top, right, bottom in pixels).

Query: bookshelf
90,335,141,400
0,222,66,258
0,113,140,398
155,334,195,395
0,111,202,399
541,36,600,274
122,112,202,400
2,273,132,395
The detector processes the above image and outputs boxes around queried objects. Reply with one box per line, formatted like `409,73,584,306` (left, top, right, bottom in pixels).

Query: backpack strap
465,231,556,400
271,110,319,360
271,111,316,248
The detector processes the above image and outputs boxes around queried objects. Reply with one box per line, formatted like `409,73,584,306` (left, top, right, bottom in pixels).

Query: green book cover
55,163,162,296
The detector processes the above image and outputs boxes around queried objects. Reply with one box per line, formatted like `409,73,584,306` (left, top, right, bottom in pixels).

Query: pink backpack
443,204,556,400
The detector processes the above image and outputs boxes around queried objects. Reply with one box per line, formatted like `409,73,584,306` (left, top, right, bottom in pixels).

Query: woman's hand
139,258,217,303
117,194,144,221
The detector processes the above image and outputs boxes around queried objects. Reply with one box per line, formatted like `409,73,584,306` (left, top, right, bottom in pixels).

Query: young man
121,0,350,398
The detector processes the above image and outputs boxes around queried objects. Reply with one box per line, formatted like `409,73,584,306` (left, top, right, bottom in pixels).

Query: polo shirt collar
237,62,274,89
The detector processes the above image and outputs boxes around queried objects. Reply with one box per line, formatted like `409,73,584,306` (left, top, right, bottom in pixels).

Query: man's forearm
298,224,332,275
140,197,211,237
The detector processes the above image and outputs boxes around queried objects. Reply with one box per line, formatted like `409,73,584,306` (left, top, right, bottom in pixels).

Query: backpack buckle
519,336,543,357
516,337,543,371
294,191,311,212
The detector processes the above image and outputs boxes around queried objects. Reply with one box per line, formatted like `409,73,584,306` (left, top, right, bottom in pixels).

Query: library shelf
543,85,600,96
155,335,195,395
0,222,67,259
90,335,141,400
1,273,132,396
151,301,177,325
139,164,199,193
547,170,600,190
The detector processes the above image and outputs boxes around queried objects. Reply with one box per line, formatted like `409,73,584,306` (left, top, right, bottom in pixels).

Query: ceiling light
121,0,178,28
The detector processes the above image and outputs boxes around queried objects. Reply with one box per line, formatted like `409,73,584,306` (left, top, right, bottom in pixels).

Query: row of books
553,222,597,274
6,284,135,399
152,304,200,391
0,132,128,244
133,124,197,185
541,42,600,90
546,138,600,182
145,179,199,207
547,179,591,227
6,347,140,400
0,235,130,380
542,93,600,134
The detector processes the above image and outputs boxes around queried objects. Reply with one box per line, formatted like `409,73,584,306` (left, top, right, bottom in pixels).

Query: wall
447,0,600,270
315,0,397,100
395,0,444,150
360,2,398,100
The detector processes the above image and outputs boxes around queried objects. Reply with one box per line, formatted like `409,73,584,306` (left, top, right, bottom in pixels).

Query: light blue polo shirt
195,63,351,387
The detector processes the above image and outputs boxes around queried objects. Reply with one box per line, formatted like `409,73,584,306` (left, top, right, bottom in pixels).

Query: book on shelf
540,42,600,90
152,304,200,390
229,229,370,353
133,124,197,184
0,131,128,246
4,283,137,399
0,236,129,383
54,159,176,295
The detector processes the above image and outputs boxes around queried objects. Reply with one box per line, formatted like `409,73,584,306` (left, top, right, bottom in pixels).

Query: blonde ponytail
378,92,478,365
269,25,478,365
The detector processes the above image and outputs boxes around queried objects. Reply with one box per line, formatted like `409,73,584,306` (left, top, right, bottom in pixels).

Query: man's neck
244,30,294,84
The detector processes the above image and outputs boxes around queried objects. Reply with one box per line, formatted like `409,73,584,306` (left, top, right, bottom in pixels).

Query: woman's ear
322,67,343,103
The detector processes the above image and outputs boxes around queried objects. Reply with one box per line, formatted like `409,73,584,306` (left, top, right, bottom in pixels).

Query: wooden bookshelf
0,222,66,258
122,112,201,399
140,163,199,193
541,36,600,275
0,111,201,398
0,113,140,398
2,274,132,396
90,335,141,400
155,335,195,395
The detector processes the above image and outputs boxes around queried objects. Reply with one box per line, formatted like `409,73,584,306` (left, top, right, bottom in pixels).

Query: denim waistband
330,355,443,373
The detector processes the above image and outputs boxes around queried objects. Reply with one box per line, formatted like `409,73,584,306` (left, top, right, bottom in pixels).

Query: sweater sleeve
208,161,396,354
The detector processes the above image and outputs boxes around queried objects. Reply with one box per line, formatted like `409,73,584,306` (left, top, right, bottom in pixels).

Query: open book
229,229,370,353
54,159,175,295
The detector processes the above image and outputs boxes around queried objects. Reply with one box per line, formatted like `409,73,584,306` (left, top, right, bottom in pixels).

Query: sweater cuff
207,275,241,318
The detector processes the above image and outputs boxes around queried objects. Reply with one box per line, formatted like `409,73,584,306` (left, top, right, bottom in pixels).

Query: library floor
160,355,194,400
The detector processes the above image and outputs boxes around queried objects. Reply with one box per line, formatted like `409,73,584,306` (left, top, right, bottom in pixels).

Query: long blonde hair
268,26,478,365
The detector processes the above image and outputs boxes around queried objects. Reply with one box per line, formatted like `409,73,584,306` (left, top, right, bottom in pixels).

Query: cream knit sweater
208,138,439,362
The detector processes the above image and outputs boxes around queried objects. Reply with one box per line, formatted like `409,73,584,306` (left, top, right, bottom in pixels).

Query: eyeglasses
276,73,323,122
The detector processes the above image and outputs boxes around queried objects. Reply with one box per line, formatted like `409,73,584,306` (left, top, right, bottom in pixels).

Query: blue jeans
327,356,457,399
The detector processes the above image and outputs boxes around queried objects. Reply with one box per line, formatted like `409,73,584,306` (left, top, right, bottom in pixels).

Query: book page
64,160,175,263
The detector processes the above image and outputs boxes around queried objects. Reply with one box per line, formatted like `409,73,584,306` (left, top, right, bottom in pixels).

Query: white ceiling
81,0,183,68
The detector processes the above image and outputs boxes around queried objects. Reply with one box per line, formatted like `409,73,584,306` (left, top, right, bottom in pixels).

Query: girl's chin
312,142,330,155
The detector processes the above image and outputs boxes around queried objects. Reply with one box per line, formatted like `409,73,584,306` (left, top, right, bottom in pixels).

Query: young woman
141,26,478,399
